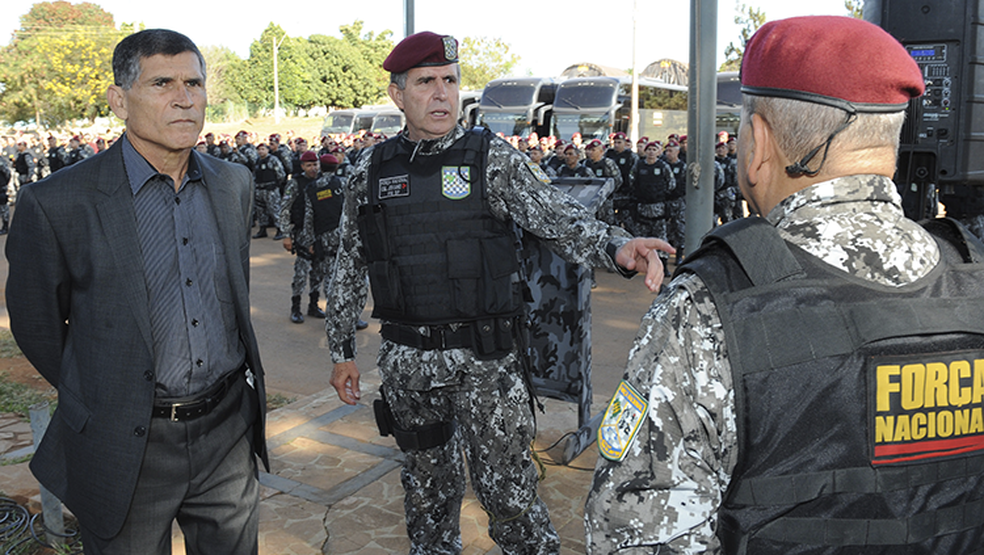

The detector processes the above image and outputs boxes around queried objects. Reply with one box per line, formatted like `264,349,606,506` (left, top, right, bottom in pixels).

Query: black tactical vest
307,175,343,235
679,217,984,555
633,160,672,204
664,160,686,201
289,175,317,231
358,130,524,325
254,157,280,188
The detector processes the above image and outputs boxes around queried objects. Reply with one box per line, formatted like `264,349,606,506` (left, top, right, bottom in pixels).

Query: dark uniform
605,146,638,227
47,144,68,174
252,151,285,237
583,152,622,226
328,124,638,555
585,16,962,554
714,152,739,224
0,156,11,233
664,158,687,254
14,148,35,189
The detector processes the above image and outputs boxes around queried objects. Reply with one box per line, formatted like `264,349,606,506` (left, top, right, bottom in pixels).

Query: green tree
458,36,519,91
201,45,244,121
233,23,318,113
0,1,121,127
719,3,766,72
845,0,864,18
338,21,393,103
307,34,384,109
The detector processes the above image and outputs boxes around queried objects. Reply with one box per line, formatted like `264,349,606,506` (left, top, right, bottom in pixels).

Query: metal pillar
684,0,718,256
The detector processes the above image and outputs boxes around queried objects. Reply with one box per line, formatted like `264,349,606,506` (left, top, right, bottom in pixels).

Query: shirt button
174,197,181,205
196,359,204,367
143,370,154,381
191,319,199,327
134,426,146,437
182,237,189,245
185,278,193,286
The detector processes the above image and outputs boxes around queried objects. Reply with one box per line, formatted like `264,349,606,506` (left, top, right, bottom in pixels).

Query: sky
0,0,854,78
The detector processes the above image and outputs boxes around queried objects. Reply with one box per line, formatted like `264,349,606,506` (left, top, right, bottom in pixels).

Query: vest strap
730,453,984,505
684,217,804,286
756,496,984,546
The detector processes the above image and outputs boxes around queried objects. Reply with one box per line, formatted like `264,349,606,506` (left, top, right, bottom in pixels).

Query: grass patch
266,392,296,411
0,373,55,418
0,328,23,359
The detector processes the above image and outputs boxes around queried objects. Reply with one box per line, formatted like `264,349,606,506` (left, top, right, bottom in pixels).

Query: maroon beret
741,16,924,112
612,132,626,141
236,130,248,138
320,154,339,166
384,31,458,73
644,141,661,151
637,136,649,144
269,133,281,142
585,139,603,150
299,150,318,162
563,144,578,154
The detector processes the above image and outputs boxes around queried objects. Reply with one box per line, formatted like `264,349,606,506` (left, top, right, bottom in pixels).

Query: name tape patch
870,351,984,466
598,380,648,461
379,174,410,200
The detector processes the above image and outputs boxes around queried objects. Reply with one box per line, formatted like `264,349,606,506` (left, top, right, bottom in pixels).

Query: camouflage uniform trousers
666,198,686,252
381,346,560,555
0,203,9,228
254,187,281,229
291,230,339,298
631,203,671,262
714,189,736,226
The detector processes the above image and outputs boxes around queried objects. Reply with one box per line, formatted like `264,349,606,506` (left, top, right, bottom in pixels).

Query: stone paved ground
1,368,604,555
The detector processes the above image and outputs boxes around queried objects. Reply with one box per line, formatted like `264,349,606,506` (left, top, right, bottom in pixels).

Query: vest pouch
368,260,404,314
446,237,481,317
480,235,521,315
357,204,390,261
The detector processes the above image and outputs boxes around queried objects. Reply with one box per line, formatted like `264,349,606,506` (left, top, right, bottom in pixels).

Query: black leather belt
381,323,473,350
152,366,243,422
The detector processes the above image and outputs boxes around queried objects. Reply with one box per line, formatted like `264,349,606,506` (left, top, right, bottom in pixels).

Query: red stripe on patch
873,434,984,464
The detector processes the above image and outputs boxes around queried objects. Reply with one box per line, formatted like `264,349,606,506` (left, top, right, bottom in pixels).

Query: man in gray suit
5,29,267,554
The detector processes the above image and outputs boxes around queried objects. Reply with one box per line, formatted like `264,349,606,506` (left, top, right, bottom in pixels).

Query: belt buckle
169,402,185,422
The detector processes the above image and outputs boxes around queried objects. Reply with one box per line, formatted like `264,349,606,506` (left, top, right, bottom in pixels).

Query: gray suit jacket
5,138,268,539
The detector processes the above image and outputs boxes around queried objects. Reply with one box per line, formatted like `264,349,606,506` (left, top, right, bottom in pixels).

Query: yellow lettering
974,360,984,404
911,412,927,440
972,408,984,434
949,361,972,407
955,409,971,436
893,414,912,442
928,410,936,438
901,364,925,410
877,365,901,412
875,416,895,443
938,410,954,437
926,363,949,408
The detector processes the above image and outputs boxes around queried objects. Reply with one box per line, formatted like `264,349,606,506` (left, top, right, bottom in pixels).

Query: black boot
0,222,8,236
252,227,268,239
307,292,325,318
273,228,286,240
290,295,304,324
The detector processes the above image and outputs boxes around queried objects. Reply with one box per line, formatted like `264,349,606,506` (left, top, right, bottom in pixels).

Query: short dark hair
113,29,206,90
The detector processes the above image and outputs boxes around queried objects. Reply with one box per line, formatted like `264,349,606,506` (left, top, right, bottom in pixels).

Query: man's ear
748,113,785,187
107,85,127,122
388,83,404,111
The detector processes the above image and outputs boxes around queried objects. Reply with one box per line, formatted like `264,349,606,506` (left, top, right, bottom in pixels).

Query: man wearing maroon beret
325,30,674,555
587,15,984,553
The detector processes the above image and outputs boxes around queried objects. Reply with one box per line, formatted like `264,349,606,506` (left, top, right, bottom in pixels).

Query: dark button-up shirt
122,135,244,398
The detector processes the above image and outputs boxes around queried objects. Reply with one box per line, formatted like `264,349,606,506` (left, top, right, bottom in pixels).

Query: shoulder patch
526,161,552,184
442,166,471,199
598,380,649,461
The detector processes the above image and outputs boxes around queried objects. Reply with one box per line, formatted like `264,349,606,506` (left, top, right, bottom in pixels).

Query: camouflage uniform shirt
327,125,633,377
585,174,940,554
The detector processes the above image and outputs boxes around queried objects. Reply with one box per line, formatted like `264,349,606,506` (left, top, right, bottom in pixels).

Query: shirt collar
764,174,902,226
122,133,203,195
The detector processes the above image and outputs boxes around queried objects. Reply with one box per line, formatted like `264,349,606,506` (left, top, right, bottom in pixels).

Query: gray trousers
385,355,560,555
80,377,259,555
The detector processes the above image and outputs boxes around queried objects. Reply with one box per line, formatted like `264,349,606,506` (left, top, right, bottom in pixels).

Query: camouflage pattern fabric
326,125,634,554
254,188,281,229
959,213,984,244
585,174,941,553
384,350,559,555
